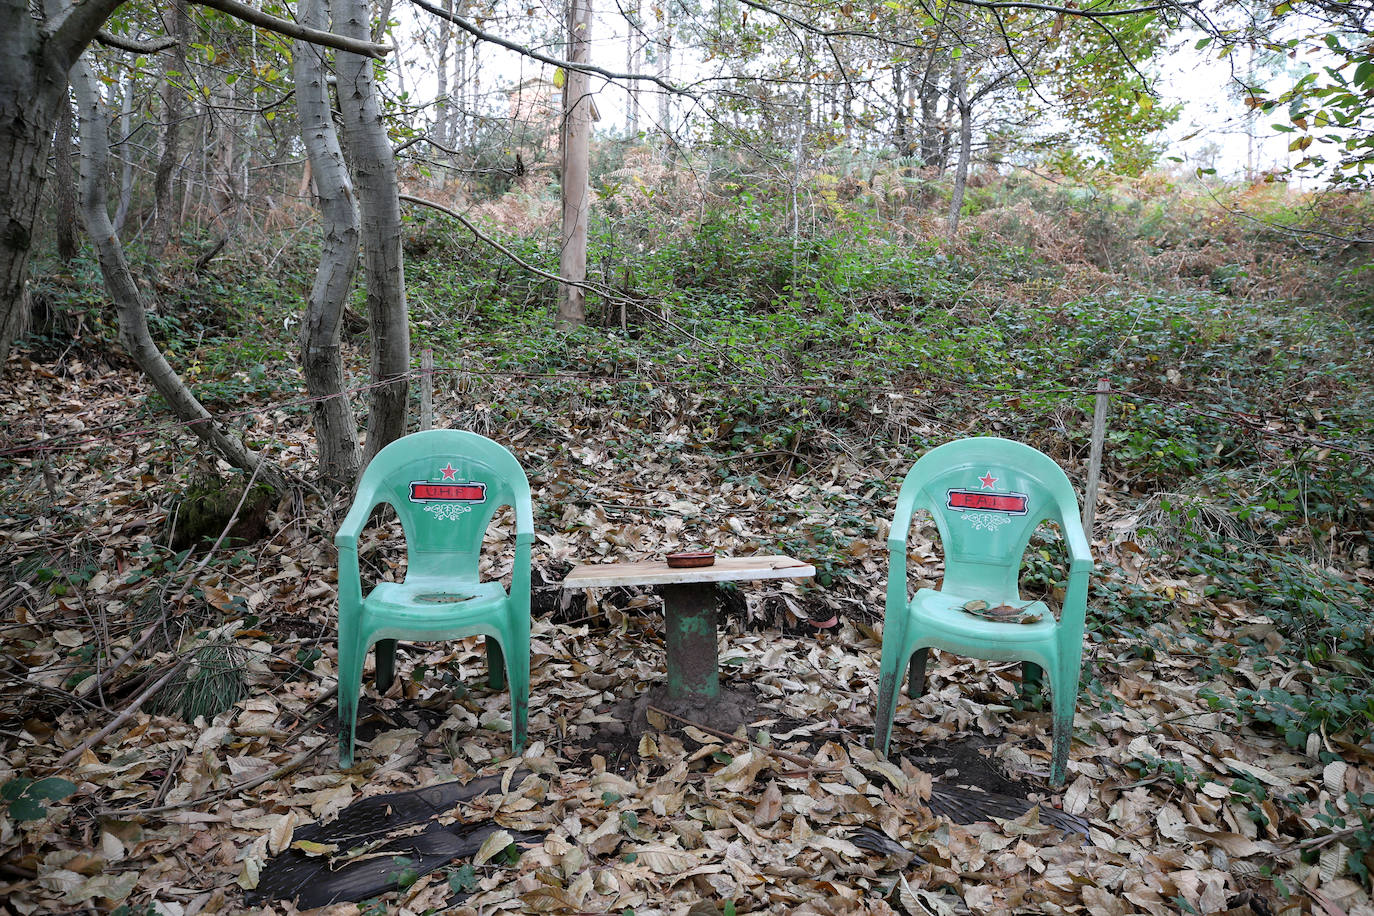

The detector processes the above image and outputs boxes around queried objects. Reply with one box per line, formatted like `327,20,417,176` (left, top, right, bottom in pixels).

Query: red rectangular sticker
410,482,486,502
946,489,1028,515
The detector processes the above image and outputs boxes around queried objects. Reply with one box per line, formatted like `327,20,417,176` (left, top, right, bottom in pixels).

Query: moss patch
169,473,276,551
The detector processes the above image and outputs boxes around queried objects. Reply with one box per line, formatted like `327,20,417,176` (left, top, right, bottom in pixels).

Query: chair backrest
898,437,1083,604
353,429,533,583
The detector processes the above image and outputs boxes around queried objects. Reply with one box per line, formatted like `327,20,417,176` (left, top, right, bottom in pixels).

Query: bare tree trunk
625,0,641,136
557,0,591,329
72,55,284,488
947,54,971,236
656,6,671,134
54,99,80,264
336,0,409,463
295,0,362,487
939,72,957,176
434,0,451,148
451,0,466,145
892,64,907,156
917,46,943,167
112,68,135,233
0,4,75,362
151,1,189,258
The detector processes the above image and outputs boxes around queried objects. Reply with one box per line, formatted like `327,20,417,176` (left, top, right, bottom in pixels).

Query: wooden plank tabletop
560,555,814,589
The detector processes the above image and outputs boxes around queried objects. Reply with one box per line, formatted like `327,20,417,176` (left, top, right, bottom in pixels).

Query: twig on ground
647,704,837,774
56,658,190,768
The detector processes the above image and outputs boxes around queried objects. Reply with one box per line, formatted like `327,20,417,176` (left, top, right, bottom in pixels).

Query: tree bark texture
294,0,362,488
917,47,944,168
72,56,284,489
625,0,641,136
434,0,451,148
336,0,409,464
947,54,971,236
656,6,671,133
112,68,135,233
0,0,83,365
151,0,189,258
54,100,80,264
557,0,592,329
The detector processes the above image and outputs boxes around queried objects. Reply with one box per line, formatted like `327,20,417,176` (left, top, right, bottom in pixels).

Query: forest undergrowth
1,172,1373,915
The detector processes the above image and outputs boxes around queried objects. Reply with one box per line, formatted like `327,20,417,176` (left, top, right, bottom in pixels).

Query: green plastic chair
335,429,533,767
873,437,1093,785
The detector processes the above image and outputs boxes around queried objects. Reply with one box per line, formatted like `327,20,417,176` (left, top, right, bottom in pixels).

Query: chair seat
361,579,510,632
907,589,1056,659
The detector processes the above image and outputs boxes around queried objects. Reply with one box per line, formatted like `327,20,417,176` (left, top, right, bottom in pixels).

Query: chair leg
1020,661,1043,704
374,639,397,694
337,629,367,769
503,625,529,755
1048,656,1082,787
874,635,913,757
906,648,929,699
485,635,507,691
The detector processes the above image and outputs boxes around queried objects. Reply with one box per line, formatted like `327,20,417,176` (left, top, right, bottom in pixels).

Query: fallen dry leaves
1,354,1372,916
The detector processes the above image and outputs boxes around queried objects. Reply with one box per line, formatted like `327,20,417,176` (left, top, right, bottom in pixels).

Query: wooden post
420,348,434,430
1082,378,1110,541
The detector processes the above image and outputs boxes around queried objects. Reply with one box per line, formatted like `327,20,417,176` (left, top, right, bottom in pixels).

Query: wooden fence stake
1082,378,1110,542
420,348,434,431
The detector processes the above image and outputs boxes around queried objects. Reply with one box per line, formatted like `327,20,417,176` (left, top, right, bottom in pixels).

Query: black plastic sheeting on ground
927,783,1090,836
244,772,543,910
849,783,1091,864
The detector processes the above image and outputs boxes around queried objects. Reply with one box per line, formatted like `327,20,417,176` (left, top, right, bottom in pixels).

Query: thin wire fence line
2,361,1369,462
0,373,416,458
2,362,1095,457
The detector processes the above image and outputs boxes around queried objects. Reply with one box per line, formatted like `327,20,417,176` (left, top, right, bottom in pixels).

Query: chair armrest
1063,512,1093,574
886,537,909,613
511,532,533,610
889,477,923,552
337,541,363,610
335,485,380,550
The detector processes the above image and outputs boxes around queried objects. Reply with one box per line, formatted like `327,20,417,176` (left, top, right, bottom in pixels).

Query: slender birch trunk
626,0,641,136
72,56,284,488
151,1,189,258
557,0,592,328
54,100,80,265
656,7,671,134
947,53,971,236
336,0,409,463
113,68,135,233
435,0,451,148
451,0,466,145
295,0,361,486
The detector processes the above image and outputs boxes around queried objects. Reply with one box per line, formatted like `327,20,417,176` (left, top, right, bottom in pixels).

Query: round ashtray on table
666,551,715,569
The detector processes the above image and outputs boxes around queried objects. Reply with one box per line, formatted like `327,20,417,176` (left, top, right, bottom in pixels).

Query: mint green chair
874,437,1093,785
335,430,533,767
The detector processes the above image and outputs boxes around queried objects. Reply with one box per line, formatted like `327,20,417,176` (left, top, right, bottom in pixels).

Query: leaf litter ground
1,353,1373,916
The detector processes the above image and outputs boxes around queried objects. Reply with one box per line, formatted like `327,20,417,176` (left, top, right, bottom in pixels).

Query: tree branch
400,194,605,293
96,29,178,53
953,0,1197,16
190,0,393,58
406,0,689,97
